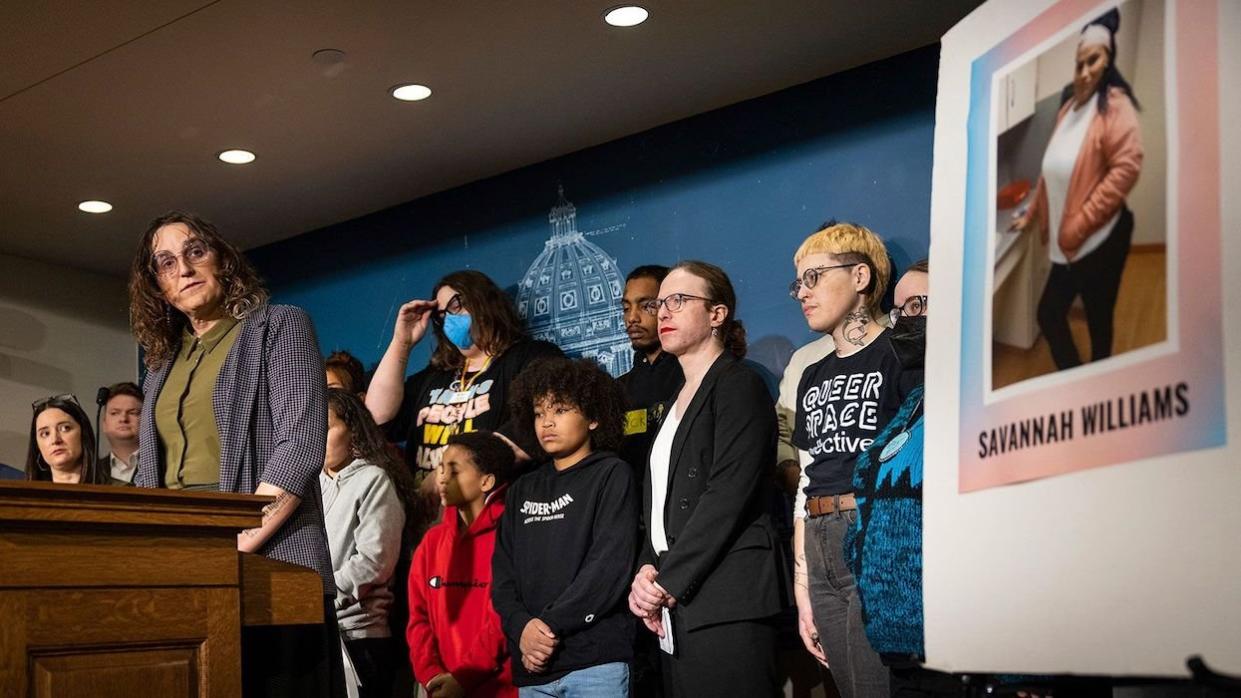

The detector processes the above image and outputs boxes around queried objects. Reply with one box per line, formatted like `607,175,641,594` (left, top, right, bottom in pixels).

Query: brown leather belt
806,493,857,518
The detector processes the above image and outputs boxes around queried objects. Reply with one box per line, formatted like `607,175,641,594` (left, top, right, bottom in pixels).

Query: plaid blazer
135,304,334,594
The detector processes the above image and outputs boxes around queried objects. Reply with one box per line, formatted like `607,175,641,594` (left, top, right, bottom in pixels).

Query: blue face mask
443,313,474,350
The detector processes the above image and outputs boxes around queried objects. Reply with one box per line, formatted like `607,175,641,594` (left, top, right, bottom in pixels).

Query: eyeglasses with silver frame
639,293,718,316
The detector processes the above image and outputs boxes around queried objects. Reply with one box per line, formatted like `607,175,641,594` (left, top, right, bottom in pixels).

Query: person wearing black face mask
886,260,928,378
847,260,956,696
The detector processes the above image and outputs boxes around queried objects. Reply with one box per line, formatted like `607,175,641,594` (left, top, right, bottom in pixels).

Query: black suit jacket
640,352,791,631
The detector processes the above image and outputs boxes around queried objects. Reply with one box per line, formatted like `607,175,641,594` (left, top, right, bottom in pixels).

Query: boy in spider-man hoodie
408,431,517,697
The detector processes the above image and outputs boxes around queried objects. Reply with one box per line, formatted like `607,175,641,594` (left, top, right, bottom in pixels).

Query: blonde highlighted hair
793,222,891,319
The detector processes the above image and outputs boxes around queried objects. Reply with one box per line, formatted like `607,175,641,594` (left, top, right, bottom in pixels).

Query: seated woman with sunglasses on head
366,270,563,500
27,395,109,485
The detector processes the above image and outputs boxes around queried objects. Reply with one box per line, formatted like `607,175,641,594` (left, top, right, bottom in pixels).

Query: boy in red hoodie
408,431,517,697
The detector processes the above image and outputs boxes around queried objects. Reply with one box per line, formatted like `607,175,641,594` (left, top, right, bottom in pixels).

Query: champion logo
427,575,488,590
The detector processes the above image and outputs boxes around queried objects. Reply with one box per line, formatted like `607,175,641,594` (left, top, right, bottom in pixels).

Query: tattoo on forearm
844,309,869,347
242,492,295,539
261,492,294,518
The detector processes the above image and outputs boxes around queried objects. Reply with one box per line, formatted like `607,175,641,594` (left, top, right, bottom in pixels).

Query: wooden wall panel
0,483,311,698
0,595,28,696
240,553,323,626
0,529,238,589
25,588,210,646
31,646,198,698
204,587,242,697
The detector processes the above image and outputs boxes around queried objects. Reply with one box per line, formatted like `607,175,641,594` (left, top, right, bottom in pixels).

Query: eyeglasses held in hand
432,294,465,325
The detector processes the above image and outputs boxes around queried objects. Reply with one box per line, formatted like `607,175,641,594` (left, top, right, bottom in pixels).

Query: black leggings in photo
1036,206,1135,370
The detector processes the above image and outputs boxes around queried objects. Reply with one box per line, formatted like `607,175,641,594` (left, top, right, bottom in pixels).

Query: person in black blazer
628,260,790,697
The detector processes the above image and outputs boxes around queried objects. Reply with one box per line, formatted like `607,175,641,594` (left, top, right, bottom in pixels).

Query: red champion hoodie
407,485,515,697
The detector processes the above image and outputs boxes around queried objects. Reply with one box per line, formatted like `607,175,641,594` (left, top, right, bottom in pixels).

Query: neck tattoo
843,309,870,347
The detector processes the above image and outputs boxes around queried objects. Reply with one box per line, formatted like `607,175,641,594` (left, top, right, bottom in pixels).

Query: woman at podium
128,211,344,697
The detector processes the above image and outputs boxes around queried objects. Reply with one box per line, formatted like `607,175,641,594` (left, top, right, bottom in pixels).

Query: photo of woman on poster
1011,8,1144,371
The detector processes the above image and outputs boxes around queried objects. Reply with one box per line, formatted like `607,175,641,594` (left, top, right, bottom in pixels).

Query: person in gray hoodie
321,388,418,698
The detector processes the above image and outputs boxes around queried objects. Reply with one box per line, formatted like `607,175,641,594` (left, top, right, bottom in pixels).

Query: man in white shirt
100,382,143,485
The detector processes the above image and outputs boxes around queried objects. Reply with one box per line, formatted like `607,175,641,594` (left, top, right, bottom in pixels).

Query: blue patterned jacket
848,384,924,659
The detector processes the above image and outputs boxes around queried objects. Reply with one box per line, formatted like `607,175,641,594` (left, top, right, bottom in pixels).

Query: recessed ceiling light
311,48,346,66
390,84,432,102
78,200,113,214
604,5,648,27
218,149,256,165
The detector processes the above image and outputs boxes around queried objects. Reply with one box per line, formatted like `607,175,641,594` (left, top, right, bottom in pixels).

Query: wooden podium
0,481,324,697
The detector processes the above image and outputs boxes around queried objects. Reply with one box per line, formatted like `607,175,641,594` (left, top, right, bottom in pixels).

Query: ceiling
0,1,979,277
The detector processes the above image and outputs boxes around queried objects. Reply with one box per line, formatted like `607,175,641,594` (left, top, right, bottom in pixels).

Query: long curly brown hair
428,270,527,371
327,389,433,541
129,211,269,371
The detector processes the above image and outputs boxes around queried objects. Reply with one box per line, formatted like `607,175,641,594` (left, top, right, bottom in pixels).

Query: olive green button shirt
154,316,242,489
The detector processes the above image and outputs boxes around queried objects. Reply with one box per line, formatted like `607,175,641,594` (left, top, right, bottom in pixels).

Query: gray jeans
805,509,889,698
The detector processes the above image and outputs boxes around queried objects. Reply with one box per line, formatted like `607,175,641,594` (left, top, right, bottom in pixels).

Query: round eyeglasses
788,263,858,299
639,293,717,315
151,240,214,278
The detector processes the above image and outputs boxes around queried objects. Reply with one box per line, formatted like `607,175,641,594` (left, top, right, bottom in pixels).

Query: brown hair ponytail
670,260,747,359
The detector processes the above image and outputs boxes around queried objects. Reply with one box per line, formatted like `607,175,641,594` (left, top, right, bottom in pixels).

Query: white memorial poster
925,0,1240,677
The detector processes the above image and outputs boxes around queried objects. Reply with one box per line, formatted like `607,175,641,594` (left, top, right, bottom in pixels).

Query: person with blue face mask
366,270,563,505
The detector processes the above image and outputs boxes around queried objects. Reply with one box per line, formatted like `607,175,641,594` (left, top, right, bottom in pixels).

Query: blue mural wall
248,45,939,383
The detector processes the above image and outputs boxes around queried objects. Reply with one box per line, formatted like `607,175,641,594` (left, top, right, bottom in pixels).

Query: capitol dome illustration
517,187,633,377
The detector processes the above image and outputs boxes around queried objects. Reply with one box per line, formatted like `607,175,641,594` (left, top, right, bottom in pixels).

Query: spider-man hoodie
407,486,515,697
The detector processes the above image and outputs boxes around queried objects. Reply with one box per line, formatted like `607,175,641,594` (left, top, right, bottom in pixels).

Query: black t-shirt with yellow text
383,340,563,473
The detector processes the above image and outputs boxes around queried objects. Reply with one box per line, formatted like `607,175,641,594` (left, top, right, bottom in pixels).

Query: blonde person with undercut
788,223,920,698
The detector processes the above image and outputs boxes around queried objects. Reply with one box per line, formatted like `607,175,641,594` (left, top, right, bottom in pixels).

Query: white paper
658,606,675,655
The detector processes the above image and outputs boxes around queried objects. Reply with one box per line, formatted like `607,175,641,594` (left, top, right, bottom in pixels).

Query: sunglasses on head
32,394,81,412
